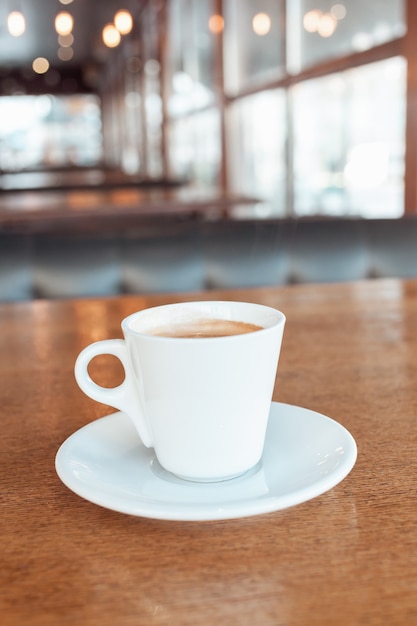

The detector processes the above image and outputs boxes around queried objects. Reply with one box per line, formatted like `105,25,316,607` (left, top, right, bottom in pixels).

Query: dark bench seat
2,216,417,301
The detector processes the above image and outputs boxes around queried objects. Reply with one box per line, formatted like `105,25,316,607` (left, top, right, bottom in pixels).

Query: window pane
193,0,218,94
224,0,285,95
166,0,217,116
168,109,221,186
141,2,163,176
122,66,143,174
292,57,406,218
227,90,286,216
287,0,406,73
0,94,102,171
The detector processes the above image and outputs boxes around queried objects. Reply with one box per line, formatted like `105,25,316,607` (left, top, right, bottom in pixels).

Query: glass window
193,0,218,95
287,0,406,73
292,57,406,217
122,62,143,174
227,90,287,216
143,60,163,177
141,3,164,177
223,0,285,95
0,94,102,171
163,0,408,218
167,0,217,116
168,108,221,186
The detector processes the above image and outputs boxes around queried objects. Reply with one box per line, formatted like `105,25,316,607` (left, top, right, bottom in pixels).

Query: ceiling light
7,11,26,37
318,14,337,37
58,33,74,47
208,14,224,34
58,47,74,61
55,11,74,36
33,57,50,74
102,24,121,48
331,4,347,20
303,10,322,33
252,13,271,36
114,10,133,35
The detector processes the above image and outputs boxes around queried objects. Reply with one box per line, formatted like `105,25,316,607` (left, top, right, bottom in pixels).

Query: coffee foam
149,318,263,338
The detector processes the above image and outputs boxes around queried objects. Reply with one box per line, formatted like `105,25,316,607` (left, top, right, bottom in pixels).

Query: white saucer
55,402,357,521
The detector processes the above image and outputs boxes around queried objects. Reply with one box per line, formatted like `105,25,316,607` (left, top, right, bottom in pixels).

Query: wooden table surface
0,186,262,233
1,279,417,625
0,169,184,193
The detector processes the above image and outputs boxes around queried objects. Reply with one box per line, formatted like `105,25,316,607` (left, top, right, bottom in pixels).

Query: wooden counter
0,185,263,233
0,166,191,191
2,279,417,625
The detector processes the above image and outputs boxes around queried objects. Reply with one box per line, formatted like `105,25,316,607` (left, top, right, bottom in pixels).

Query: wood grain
1,279,417,625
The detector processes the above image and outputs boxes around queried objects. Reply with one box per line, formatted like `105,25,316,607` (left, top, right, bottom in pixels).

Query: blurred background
0,0,413,219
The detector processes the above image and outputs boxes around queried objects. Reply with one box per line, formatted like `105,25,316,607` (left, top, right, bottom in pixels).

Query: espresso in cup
74,301,285,482
149,318,263,338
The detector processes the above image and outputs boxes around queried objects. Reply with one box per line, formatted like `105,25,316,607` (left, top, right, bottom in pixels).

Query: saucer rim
55,402,357,521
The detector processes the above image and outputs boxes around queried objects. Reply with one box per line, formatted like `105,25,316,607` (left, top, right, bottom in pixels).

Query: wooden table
0,186,263,233
0,169,185,193
2,279,417,625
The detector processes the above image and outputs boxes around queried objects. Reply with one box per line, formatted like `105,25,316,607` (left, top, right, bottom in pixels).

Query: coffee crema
149,318,264,338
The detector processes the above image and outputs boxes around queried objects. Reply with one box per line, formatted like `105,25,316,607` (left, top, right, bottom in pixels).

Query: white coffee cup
74,301,285,482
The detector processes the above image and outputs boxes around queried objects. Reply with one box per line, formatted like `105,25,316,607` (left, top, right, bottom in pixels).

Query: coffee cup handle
74,339,153,447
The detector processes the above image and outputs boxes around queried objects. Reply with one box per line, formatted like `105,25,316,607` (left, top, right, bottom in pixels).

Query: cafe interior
1,0,417,301
3,3,417,626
